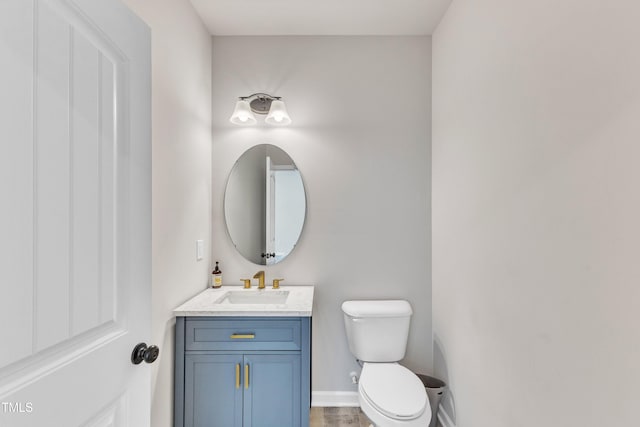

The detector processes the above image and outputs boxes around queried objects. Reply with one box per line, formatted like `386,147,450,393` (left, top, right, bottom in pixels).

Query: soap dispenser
211,261,222,288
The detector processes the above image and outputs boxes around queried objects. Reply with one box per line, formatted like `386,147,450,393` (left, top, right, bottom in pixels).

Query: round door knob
131,342,160,365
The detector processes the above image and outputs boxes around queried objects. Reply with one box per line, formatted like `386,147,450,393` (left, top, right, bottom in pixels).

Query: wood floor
310,407,373,427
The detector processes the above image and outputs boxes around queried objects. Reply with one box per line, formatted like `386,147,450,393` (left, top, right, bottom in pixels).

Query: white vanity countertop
173,285,314,317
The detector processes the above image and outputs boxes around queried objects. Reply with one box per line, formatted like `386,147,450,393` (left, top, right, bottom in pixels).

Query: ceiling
189,0,452,36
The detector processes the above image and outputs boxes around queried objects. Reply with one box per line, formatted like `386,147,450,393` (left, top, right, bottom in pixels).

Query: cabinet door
184,354,243,427
243,354,301,427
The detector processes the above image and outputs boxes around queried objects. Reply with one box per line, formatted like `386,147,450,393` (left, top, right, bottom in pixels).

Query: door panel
243,354,301,427
0,0,35,370
0,0,151,425
34,1,72,351
184,354,243,427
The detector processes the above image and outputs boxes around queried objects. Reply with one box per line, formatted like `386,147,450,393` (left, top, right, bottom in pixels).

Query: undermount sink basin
216,290,290,305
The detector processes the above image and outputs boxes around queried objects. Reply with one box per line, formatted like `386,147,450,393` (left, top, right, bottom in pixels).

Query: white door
272,168,305,262
0,0,151,426
265,156,276,265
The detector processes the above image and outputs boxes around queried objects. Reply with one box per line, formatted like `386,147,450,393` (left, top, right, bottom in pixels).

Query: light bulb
265,100,291,125
230,100,257,125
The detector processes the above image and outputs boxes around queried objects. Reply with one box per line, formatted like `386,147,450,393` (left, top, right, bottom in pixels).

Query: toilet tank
341,300,413,362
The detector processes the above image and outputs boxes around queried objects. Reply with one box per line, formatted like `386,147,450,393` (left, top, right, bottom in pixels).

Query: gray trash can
417,374,446,427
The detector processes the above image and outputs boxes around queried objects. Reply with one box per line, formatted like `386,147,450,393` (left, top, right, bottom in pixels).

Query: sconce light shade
230,93,291,126
265,100,292,126
230,100,257,125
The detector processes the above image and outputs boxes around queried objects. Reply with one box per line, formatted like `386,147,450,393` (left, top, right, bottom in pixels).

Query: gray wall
211,36,432,394
118,1,212,426
433,0,640,426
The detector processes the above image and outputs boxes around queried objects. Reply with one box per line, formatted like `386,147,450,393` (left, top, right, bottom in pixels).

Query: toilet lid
359,363,427,420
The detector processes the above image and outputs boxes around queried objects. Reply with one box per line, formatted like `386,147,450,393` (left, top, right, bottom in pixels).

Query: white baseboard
311,391,359,407
437,407,456,427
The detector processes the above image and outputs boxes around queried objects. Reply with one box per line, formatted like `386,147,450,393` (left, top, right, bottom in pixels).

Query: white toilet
342,300,431,427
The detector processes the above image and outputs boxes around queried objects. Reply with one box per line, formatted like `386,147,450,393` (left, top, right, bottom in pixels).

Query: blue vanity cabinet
175,316,311,427
243,354,301,427
184,354,243,427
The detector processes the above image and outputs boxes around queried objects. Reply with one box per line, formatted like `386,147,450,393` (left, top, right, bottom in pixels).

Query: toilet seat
359,363,427,421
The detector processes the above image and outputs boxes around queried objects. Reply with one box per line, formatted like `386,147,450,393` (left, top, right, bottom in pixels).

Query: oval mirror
224,144,307,265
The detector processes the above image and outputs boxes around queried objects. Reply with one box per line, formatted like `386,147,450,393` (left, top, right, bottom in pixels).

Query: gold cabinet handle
230,334,255,339
235,363,240,389
244,364,249,389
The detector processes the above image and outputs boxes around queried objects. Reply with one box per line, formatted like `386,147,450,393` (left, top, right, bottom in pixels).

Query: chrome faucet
253,270,265,289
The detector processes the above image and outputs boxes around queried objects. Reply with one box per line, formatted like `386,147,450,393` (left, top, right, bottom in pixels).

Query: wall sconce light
230,93,292,126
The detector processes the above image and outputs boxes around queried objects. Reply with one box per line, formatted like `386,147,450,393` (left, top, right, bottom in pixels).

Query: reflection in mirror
224,144,306,265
